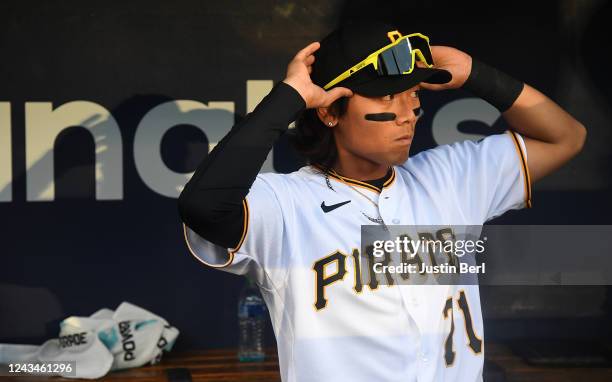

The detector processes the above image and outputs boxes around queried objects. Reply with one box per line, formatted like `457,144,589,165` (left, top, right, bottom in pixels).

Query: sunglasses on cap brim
323,31,435,90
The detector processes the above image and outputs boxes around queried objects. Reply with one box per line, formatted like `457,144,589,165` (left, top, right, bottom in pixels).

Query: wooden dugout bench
4,343,612,381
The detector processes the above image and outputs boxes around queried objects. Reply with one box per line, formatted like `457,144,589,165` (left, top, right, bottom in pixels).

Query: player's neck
332,156,390,182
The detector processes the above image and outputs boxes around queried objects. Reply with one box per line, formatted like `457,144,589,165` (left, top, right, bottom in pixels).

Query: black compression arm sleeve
178,82,306,249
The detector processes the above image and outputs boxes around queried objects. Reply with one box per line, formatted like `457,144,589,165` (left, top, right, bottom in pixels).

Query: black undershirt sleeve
178,82,306,249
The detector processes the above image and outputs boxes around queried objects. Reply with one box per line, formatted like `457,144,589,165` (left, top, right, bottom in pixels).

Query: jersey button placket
378,190,392,223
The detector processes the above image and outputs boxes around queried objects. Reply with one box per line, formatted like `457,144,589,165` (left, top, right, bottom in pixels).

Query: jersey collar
313,165,396,194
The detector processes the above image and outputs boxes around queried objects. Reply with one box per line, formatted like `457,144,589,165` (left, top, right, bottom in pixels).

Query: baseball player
178,21,585,381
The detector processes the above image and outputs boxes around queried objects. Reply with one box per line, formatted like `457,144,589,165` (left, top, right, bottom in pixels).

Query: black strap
461,57,524,112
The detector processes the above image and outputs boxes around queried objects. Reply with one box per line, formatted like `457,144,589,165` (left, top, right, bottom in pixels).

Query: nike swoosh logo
321,200,351,213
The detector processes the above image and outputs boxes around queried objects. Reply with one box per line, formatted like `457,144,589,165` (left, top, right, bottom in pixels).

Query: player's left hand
419,45,473,91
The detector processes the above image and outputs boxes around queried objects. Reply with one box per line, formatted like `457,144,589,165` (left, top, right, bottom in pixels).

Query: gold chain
323,170,387,226
344,182,379,209
344,183,386,226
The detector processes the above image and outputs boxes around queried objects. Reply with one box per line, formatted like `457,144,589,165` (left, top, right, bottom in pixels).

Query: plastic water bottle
238,277,267,362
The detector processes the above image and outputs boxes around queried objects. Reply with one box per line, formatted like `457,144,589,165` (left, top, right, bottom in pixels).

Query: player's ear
316,107,336,127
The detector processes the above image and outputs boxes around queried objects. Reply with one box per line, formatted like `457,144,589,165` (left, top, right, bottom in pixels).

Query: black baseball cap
311,21,452,97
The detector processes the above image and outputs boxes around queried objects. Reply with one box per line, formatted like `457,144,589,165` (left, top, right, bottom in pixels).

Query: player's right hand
283,42,353,109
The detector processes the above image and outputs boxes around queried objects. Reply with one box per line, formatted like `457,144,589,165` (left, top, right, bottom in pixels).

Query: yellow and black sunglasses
323,31,435,90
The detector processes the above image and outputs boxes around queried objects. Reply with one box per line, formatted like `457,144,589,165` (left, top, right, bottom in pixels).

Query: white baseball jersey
183,130,531,382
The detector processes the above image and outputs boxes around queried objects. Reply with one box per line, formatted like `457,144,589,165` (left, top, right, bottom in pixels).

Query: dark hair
289,97,349,171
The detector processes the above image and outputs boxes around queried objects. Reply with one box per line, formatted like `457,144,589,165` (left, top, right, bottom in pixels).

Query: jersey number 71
443,290,483,366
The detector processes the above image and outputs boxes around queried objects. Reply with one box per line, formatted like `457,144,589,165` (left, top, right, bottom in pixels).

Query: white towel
0,302,179,379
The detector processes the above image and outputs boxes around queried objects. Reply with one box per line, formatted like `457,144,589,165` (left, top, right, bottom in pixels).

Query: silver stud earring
328,122,333,126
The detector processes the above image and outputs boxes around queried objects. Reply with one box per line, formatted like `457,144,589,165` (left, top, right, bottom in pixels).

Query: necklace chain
343,181,379,209
324,170,387,226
